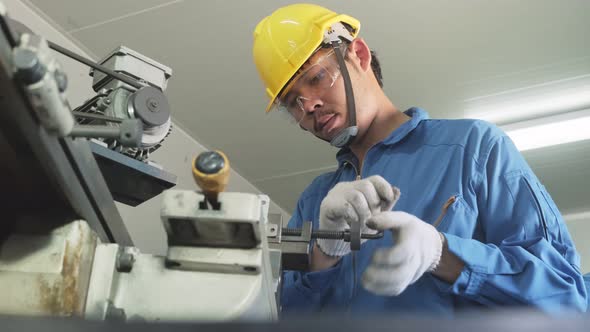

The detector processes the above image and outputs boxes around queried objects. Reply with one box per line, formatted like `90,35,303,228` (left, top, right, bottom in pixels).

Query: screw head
147,98,159,112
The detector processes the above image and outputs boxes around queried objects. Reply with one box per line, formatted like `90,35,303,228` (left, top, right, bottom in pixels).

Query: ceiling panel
28,0,590,214
26,0,174,32
524,140,590,215
65,0,341,180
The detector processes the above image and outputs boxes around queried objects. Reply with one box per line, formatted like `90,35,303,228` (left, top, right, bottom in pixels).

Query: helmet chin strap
329,40,358,148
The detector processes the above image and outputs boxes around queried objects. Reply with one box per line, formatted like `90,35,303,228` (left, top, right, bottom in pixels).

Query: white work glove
316,175,400,257
361,211,443,296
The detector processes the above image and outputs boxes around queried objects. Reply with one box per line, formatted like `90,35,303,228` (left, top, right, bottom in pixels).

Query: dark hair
340,43,383,88
369,50,383,88
341,23,383,88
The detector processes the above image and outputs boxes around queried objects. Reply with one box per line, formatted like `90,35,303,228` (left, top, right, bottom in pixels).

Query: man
252,3,587,314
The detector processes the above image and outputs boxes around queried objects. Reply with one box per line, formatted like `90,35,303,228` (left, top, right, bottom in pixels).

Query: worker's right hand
316,175,400,257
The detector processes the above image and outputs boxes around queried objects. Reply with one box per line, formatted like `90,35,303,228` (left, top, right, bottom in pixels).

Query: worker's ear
347,38,372,73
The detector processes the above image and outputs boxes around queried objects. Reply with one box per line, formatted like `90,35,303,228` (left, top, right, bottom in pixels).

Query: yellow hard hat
253,4,360,112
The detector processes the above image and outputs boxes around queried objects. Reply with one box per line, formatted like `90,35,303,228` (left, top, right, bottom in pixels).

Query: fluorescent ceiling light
465,75,590,125
562,211,590,224
501,108,590,151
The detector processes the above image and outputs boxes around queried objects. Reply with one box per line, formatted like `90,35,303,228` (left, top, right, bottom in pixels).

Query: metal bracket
267,215,311,271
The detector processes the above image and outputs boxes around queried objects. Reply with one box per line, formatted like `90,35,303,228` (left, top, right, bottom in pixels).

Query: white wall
5,0,290,255
564,213,590,274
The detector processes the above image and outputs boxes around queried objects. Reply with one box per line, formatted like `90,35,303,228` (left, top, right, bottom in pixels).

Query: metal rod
47,41,143,89
282,228,383,240
72,111,123,123
70,125,120,139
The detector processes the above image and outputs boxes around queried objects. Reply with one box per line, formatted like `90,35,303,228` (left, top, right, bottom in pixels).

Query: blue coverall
281,108,587,315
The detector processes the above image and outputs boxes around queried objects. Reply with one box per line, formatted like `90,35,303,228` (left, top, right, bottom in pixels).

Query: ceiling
23,0,590,216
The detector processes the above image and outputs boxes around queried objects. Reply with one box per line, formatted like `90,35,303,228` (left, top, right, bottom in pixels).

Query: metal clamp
267,214,384,271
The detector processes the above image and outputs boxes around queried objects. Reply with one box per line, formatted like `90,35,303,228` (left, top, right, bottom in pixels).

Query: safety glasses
271,48,343,124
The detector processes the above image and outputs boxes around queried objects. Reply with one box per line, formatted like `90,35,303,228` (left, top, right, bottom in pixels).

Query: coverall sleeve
439,135,587,311
279,197,343,313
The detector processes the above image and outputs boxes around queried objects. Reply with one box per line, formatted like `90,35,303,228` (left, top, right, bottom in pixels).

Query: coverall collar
336,107,429,166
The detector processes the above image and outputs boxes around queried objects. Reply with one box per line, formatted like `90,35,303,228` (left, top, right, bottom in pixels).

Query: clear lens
271,49,341,124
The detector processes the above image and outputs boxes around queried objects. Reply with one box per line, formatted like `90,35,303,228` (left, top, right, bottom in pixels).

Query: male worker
252,4,587,314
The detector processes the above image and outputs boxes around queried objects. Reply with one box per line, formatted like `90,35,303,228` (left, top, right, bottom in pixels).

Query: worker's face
275,46,355,141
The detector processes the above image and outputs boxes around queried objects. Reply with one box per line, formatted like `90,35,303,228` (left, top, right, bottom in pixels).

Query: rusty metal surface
0,220,97,316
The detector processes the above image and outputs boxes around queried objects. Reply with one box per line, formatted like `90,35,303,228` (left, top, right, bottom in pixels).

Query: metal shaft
70,125,120,139
282,228,383,241
69,119,141,147
72,111,123,123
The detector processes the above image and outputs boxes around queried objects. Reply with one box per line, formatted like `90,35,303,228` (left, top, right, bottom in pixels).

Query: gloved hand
316,175,400,257
361,211,443,296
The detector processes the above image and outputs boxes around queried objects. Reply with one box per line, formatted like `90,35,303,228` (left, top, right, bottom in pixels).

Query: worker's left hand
361,211,443,296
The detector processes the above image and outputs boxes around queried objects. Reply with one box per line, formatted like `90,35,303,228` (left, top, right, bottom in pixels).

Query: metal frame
0,13,132,245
